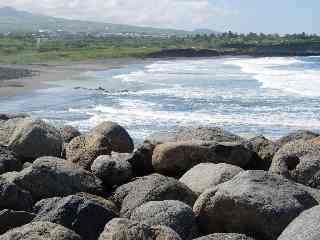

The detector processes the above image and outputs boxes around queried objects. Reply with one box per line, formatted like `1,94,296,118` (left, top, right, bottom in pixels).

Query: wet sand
0,58,146,97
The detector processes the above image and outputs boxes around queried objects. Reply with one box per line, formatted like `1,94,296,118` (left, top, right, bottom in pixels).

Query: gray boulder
8,119,63,160
66,122,133,169
91,121,134,153
194,233,255,240
276,130,319,147
128,142,155,176
278,205,320,240
147,127,243,144
98,218,182,240
242,135,279,170
0,221,82,240
111,173,197,218
22,162,32,169
0,115,28,146
0,177,33,211
179,163,243,196
0,113,29,121
131,200,196,240
270,140,320,188
193,170,318,240
0,209,35,234
60,125,81,143
91,154,133,188
33,195,117,240
75,192,119,215
2,157,103,200
0,145,22,174
150,226,182,240
152,141,254,176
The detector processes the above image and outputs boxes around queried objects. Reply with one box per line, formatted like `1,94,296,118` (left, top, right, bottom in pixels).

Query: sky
0,0,318,34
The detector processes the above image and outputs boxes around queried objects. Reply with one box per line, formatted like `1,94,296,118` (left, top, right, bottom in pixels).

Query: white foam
145,60,213,74
111,58,219,85
112,70,147,82
224,57,320,97
67,99,320,140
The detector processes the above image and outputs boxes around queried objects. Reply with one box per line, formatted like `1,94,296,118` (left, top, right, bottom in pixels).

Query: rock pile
0,115,320,240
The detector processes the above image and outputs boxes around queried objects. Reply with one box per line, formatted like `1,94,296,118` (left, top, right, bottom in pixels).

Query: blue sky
210,0,318,34
0,0,318,34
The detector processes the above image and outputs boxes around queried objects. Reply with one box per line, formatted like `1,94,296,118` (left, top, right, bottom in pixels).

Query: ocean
1,56,320,143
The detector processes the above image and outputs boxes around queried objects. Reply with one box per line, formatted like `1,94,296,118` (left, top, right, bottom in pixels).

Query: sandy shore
0,58,147,97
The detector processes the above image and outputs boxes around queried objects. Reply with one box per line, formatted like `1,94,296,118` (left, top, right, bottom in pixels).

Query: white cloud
0,0,234,30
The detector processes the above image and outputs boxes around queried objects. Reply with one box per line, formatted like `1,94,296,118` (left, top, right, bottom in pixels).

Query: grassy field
0,47,160,64
0,33,319,64
0,36,163,64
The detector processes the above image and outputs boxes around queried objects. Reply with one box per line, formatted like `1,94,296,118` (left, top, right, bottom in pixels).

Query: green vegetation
0,36,162,64
0,32,319,64
0,7,319,64
182,32,320,47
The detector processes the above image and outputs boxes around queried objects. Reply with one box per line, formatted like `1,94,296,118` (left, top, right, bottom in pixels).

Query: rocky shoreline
0,113,320,240
146,48,320,58
0,67,35,81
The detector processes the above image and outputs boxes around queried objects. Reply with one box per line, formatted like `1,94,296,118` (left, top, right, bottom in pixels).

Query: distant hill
193,29,220,35
0,6,214,36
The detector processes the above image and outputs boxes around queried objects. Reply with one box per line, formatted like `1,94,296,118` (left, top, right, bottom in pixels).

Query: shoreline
0,58,149,97
0,53,319,98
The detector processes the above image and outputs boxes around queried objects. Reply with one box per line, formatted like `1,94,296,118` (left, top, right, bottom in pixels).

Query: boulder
242,135,279,170
0,114,30,146
0,177,33,211
7,119,63,160
0,209,35,234
310,136,320,145
128,142,155,176
60,125,81,143
0,145,22,174
194,233,255,240
152,141,254,176
147,127,243,144
66,135,109,169
33,195,117,240
0,221,82,240
150,226,182,240
2,157,103,200
111,174,197,218
98,218,182,240
0,113,29,121
270,140,320,188
66,122,133,169
22,162,32,169
193,170,318,240
278,205,320,240
91,121,134,153
276,130,319,147
91,154,133,188
131,200,197,240
179,163,243,196
75,192,119,215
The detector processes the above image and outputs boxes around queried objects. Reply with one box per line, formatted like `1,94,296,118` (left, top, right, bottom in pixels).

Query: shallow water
1,56,320,143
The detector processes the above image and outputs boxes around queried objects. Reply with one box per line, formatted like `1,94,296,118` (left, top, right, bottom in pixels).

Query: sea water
1,56,320,142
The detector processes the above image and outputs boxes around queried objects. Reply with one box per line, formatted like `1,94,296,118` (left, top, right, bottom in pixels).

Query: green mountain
0,6,197,36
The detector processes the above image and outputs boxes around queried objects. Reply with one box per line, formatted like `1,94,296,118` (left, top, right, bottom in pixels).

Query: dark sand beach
0,58,146,97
